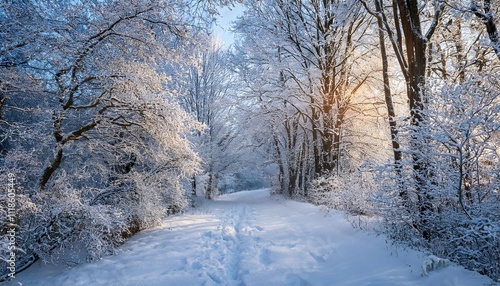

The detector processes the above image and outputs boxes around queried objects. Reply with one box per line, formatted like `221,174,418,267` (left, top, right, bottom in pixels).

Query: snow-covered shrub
78,204,131,261
1,107,200,279
374,162,500,281
308,169,377,216
433,206,500,280
372,74,500,281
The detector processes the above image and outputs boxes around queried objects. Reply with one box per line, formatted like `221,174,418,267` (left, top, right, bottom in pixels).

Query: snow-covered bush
442,207,500,279
308,169,377,216
372,74,500,281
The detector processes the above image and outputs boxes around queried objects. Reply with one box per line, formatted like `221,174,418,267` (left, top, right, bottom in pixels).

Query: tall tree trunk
332,110,344,176
206,172,214,199
360,0,443,242
375,0,402,177
312,105,322,176
396,0,441,241
273,134,285,196
191,175,197,197
322,90,336,174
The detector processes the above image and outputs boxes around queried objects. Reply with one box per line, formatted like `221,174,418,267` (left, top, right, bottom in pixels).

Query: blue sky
213,4,244,48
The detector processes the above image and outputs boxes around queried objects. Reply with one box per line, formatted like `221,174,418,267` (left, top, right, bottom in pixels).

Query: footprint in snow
191,261,202,270
259,248,271,266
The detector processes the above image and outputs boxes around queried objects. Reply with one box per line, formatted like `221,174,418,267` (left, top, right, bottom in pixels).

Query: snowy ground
6,189,496,286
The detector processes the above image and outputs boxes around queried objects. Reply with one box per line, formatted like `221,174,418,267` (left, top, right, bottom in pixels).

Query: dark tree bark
472,0,500,60
39,147,63,191
360,0,443,240
374,0,402,171
396,0,443,241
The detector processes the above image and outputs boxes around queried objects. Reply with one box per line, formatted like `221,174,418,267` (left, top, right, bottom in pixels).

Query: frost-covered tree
182,38,245,199
0,0,211,279
234,0,372,197
374,72,500,280
355,0,500,279
359,0,445,240
0,0,49,156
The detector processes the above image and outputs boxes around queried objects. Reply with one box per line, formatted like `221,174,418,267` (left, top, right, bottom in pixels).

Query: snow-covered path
10,189,495,286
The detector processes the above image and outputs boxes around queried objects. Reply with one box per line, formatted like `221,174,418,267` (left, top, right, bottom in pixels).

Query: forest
1,0,499,282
